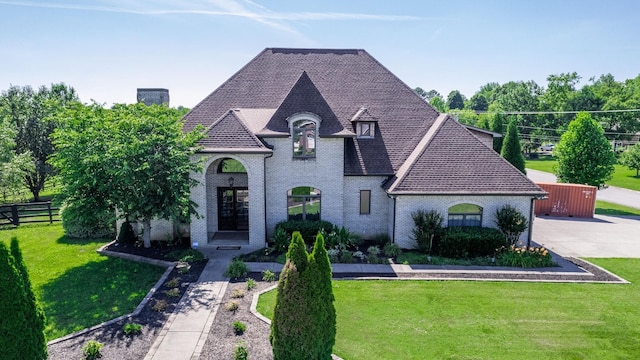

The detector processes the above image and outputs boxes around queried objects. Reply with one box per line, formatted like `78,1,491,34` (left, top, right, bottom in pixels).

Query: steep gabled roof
183,48,440,174
264,71,351,137
387,115,545,195
199,110,271,153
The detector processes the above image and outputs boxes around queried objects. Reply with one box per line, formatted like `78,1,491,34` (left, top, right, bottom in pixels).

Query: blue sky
1,0,639,108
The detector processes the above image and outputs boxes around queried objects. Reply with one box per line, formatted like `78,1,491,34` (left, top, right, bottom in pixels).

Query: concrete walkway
144,247,244,360
527,168,640,209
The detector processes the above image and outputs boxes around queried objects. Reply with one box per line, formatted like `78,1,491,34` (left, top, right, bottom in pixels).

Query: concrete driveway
533,214,640,258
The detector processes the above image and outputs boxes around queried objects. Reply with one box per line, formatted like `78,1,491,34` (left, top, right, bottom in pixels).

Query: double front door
218,187,248,231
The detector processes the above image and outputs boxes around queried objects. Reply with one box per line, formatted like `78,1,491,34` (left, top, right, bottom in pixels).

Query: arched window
292,119,316,158
217,158,247,173
287,187,321,221
448,203,482,227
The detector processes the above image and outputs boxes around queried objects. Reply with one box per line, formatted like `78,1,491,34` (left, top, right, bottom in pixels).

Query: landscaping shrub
152,300,168,312
275,219,334,244
497,245,555,268
123,322,143,336
383,242,401,258
232,321,247,335
411,209,444,254
270,231,336,360
322,225,361,249
0,239,48,360
495,205,529,246
231,288,245,298
246,278,257,290
262,269,276,282
224,259,249,279
269,226,291,253
225,301,239,312
234,341,249,360
165,288,180,297
82,340,104,360
60,199,115,239
437,227,505,258
117,220,137,244
165,277,180,288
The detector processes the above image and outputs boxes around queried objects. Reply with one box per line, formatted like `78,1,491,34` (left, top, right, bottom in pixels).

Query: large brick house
174,48,545,249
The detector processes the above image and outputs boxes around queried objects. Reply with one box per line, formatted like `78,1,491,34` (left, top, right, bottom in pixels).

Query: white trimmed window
360,190,371,214
357,122,375,138
448,203,482,227
288,113,321,159
287,187,321,221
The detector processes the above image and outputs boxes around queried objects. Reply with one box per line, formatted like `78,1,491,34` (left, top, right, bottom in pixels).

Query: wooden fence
0,202,60,226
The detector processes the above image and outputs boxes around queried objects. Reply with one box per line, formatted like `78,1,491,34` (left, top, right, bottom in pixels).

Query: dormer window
358,122,375,138
288,112,321,159
351,107,377,139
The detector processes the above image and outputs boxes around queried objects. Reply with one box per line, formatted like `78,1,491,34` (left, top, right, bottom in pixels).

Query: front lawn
595,200,640,216
0,224,165,340
526,158,640,192
258,258,640,359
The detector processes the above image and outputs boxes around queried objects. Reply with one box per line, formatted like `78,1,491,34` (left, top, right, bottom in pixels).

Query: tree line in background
416,72,640,151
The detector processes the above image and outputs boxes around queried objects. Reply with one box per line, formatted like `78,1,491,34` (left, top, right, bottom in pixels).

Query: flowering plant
496,244,555,268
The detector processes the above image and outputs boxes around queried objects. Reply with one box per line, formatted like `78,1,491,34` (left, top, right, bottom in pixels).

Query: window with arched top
217,158,247,173
448,203,482,227
287,187,321,221
292,119,316,158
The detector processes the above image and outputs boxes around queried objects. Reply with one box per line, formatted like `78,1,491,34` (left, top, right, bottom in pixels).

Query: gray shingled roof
387,115,546,195
183,48,439,175
199,110,271,153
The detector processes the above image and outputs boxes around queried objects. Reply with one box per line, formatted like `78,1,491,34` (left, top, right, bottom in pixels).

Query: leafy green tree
469,93,488,111
494,205,529,247
0,83,77,200
0,117,33,202
0,240,47,360
52,102,201,247
429,96,446,112
555,112,616,187
619,143,640,177
271,231,336,360
446,90,465,110
489,112,506,152
501,118,526,174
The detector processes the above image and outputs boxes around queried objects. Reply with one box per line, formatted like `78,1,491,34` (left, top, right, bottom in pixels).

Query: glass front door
218,187,249,231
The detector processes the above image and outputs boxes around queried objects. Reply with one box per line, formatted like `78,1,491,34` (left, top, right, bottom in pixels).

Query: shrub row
437,227,506,258
274,219,334,245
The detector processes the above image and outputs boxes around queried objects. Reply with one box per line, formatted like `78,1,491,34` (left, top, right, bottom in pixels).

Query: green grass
526,158,640,192
258,258,640,359
0,224,165,340
595,200,640,216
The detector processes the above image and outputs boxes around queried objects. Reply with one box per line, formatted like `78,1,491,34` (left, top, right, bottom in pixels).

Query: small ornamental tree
270,231,336,360
0,240,47,360
411,209,444,254
501,117,526,174
555,112,616,188
619,143,640,177
495,205,529,247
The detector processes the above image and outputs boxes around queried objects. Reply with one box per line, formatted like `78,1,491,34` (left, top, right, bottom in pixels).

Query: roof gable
200,110,270,152
264,71,348,136
387,115,545,195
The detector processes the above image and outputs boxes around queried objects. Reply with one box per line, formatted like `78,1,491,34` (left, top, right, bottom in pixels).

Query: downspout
392,195,397,243
263,151,274,245
527,197,534,248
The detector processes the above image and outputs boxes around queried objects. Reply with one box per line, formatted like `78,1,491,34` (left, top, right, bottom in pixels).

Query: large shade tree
0,117,33,202
555,112,616,188
0,83,77,201
52,102,202,247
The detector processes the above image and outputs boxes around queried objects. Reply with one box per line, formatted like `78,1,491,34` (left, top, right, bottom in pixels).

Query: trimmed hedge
274,220,334,245
437,227,506,258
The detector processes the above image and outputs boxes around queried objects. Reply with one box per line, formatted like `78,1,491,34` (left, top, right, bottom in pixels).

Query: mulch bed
46,242,207,360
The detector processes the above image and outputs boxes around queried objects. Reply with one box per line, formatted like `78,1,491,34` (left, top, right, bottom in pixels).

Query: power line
476,109,640,115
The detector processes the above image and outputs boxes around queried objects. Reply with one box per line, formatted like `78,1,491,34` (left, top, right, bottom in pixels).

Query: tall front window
448,203,482,227
292,119,316,158
287,187,321,220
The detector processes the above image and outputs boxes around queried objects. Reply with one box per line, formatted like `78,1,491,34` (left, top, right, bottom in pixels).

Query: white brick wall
393,195,533,249
264,137,344,237
190,153,266,248
343,176,390,239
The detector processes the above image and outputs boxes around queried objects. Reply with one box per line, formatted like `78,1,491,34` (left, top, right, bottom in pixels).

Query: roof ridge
387,113,449,192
